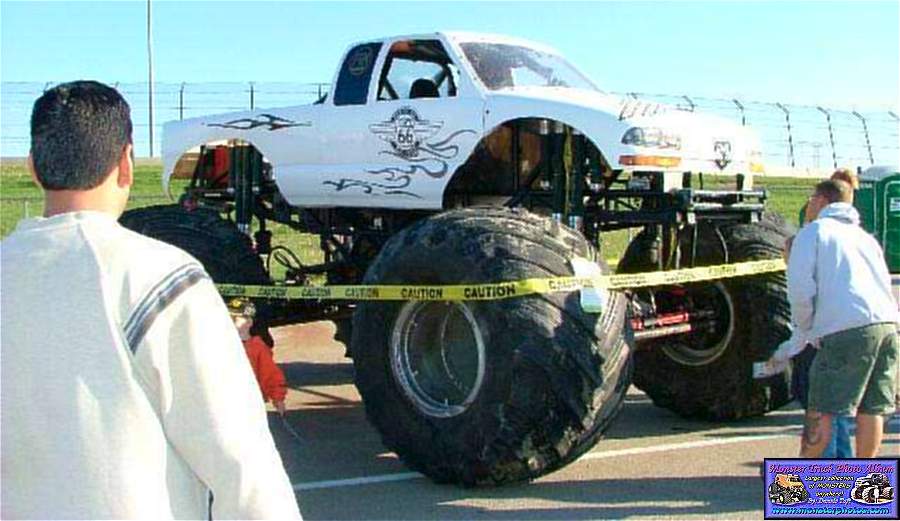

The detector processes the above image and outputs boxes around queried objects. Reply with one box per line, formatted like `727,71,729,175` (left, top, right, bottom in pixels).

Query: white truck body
162,31,763,210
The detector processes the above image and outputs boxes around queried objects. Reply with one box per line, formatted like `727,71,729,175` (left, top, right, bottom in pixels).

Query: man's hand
274,400,287,416
753,359,790,379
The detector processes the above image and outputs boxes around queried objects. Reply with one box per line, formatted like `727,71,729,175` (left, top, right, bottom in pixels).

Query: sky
1,0,899,110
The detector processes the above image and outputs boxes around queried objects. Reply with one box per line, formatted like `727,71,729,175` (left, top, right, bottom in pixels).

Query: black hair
30,80,132,190
814,179,853,204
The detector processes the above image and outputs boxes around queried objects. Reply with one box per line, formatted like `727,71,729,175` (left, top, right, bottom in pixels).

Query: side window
377,40,458,101
333,42,382,106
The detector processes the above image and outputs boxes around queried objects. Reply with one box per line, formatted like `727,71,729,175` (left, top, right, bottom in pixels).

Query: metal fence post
179,82,185,120
249,82,255,110
852,111,874,165
775,103,796,168
732,98,746,126
817,106,838,169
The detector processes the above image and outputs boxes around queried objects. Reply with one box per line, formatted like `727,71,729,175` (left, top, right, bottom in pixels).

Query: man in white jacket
1,81,302,519
787,179,899,459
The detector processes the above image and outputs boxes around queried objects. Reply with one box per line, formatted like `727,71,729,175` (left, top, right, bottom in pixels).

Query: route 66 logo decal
369,107,443,158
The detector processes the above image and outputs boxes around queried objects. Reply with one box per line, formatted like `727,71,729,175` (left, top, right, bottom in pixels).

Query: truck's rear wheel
619,213,794,420
352,207,631,486
120,205,271,327
120,205,269,284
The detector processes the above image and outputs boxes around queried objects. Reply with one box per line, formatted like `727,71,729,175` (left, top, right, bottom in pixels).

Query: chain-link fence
1,82,330,159
2,81,898,169
617,92,899,170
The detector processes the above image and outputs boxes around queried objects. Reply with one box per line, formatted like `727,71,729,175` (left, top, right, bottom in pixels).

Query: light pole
147,0,154,157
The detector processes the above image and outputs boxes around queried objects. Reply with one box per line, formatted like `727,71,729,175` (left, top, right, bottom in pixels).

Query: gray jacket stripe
123,263,196,337
124,264,209,353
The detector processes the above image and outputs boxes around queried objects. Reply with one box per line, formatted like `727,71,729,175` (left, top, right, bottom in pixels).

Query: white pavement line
291,432,795,492
578,432,796,462
293,471,423,491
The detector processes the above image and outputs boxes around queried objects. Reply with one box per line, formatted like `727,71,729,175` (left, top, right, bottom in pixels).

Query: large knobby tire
351,207,631,486
863,486,879,504
120,205,268,285
768,482,783,502
619,213,794,420
120,205,271,331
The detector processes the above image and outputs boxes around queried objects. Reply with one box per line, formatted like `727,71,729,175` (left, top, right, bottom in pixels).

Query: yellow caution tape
216,259,785,302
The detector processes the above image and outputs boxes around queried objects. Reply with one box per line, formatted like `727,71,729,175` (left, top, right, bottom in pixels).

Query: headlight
749,149,765,173
621,127,682,150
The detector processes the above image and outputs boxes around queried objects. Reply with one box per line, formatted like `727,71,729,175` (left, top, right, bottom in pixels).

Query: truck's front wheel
619,214,794,420
351,208,631,486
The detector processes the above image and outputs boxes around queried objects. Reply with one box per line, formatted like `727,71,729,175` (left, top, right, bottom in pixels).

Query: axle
630,309,716,343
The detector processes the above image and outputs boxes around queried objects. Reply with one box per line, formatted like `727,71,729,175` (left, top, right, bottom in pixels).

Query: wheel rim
390,301,486,418
661,282,735,366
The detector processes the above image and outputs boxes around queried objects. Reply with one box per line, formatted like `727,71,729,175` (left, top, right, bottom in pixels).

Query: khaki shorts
807,322,899,416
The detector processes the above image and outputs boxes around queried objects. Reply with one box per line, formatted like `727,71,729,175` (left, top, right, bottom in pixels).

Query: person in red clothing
228,299,287,416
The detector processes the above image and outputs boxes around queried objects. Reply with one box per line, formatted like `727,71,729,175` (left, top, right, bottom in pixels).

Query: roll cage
376,39,459,101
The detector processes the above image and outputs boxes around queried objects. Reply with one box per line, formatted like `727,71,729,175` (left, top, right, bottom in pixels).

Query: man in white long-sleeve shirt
1,81,301,519
787,178,899,459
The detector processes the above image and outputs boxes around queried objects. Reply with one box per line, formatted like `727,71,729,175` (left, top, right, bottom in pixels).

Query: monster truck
768,474,810,505
852,473,895,504
122,32,792,485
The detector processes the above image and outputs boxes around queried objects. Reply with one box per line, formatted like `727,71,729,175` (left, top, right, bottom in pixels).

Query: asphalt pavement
269,322,900,520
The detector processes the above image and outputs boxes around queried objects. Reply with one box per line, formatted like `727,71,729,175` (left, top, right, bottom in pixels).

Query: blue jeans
823,415,854,458
792,345,854,458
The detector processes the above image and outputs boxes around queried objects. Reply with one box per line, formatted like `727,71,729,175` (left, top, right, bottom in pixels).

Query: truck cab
162,31,763,214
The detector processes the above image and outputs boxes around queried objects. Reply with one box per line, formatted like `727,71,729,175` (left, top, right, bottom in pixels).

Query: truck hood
485,88,763,174
488,87,669,120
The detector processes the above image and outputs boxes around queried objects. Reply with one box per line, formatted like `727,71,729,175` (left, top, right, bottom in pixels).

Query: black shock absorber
231,145,258,236
543,120,567,223
538,119,554,190
568,130,586,232
587,146,605,194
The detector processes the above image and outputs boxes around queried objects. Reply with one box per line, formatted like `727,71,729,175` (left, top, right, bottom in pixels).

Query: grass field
1,163,815,271
0,162,175,236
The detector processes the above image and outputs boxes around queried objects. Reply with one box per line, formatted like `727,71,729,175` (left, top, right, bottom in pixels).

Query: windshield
460,42,599,92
